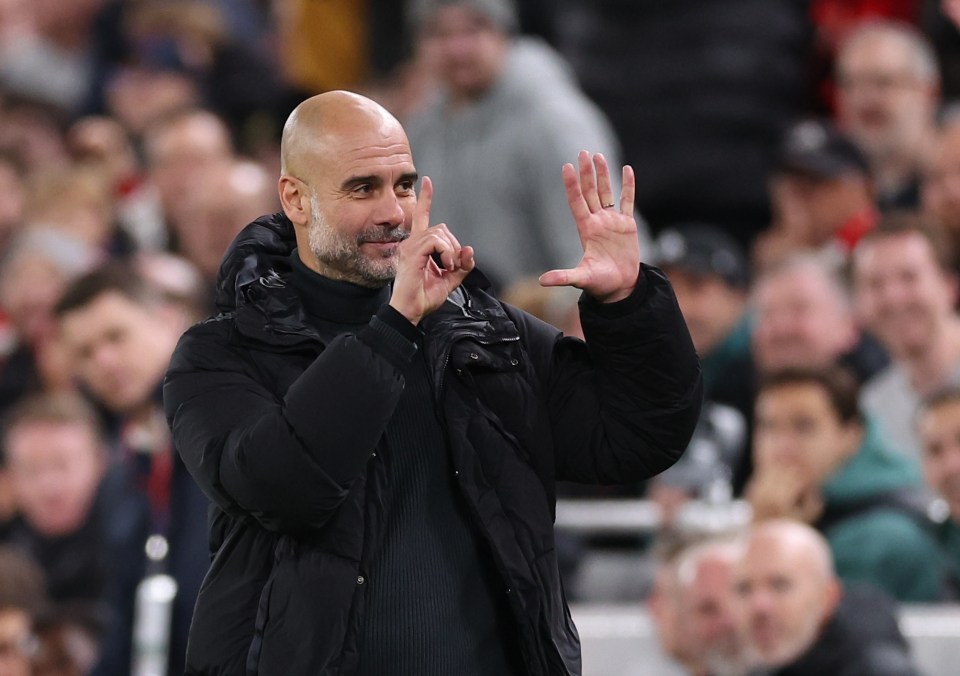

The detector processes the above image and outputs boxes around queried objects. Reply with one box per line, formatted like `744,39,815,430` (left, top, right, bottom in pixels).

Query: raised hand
539,151,640,303
388,176,475,325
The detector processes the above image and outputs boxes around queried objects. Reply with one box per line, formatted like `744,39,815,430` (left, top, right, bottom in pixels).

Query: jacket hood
215,212,296,313
822,418,923,505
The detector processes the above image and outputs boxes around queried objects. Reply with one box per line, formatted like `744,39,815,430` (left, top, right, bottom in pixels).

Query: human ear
278,176,308,226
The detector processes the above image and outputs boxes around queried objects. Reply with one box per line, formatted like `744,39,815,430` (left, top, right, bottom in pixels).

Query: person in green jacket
746,366,947,602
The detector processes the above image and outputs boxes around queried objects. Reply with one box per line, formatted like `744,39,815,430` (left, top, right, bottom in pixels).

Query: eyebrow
340,172,419,191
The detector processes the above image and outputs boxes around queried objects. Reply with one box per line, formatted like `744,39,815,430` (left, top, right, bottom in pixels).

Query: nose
373,191,405,228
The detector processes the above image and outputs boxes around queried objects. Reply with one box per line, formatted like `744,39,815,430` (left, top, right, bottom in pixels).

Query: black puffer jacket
163,213,702,675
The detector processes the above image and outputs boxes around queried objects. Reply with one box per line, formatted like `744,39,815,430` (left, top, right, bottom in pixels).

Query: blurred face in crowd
145,111,233,224
771,171,872,247
835,29,938,163
418,4,509,102
752,263,857,374
753,382,862,488
736,524,840,668
677,546,748,676
5,420,103,537
0,609,32,676
59,291,181,415
922,122,960,250
280,93,417,287
853,231,957,360
919,396,960,518
0,159,25,252
648,561,700,670
664,268,747,356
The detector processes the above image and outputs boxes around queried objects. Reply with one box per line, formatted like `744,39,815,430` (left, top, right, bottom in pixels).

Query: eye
397,180,416,194
354,184,373,195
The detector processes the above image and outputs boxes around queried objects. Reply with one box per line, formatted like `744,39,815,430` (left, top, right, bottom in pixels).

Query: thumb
539,268,587,288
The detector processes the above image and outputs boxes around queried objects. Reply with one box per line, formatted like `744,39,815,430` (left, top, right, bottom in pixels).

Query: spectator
834,20,939,210
752,254,887,385
674,536,752,676
650,225,752,507
141,107,235,250
0,152,26,259
916,385,960,585
921,109,960,272
755,119,877,270
54,264,209,676
1,391,150,675
404,0,626,289
853,212,960,460
746,367,944,602
0,546,48,676
736,519,920,675
647,539,702,676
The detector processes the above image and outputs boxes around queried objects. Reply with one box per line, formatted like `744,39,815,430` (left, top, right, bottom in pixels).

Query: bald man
162,91,702,675
737,520,918,676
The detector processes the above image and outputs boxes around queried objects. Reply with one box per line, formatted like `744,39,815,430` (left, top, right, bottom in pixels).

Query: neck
871,127,935,198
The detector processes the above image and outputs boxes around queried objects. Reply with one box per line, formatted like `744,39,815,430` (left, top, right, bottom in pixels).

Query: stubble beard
307,193,406,288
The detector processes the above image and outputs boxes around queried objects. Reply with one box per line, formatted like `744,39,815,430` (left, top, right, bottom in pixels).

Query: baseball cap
653,224,750,289
775,119,870,179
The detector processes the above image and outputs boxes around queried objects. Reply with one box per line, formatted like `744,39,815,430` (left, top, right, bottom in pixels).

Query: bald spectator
746,368,944,602
916,386,960,584
834,20,940,211
737,520,919,676
752,254,887,384
854,213,960,461
673,537,752,676
756,119,876,270
404,0,627,289
921,111,960,271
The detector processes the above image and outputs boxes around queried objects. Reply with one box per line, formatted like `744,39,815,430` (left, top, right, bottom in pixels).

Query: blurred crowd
1,0,960,674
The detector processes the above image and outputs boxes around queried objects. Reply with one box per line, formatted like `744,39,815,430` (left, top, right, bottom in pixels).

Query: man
752,254,887,385
746,368,944,602
736,519,919,675
0,547,47,676
921,111,960,272
1,392,150,676
404,0,627,288
162,90,702,674
54,264,209,676
673,537,751,676
834,20,940,210
755,119,876,269
916,386,960,580
650,225,752,504
853,213,960,461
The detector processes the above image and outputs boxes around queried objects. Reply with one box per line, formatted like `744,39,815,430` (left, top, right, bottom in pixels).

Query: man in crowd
834,20,940,210
54,264,209,676
736,519,919,675
404,0,627,289
1,392,150,675
163,90,701,674
853,213,960,461
745,368,944,602
755,119,876,269
673,537,751,676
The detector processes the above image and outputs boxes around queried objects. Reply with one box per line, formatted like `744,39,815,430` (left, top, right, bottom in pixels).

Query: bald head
280,91,408,180
737,520,840,668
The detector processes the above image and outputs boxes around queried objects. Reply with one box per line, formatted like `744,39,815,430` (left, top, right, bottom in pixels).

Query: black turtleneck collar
288,250,391,325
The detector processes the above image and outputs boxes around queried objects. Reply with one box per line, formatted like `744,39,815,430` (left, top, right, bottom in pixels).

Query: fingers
539,267,588,289
412,176,433,234
562,163,591,224
578,151,601,212
594,154,616,210
619,165,635,215
410,222,464,272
